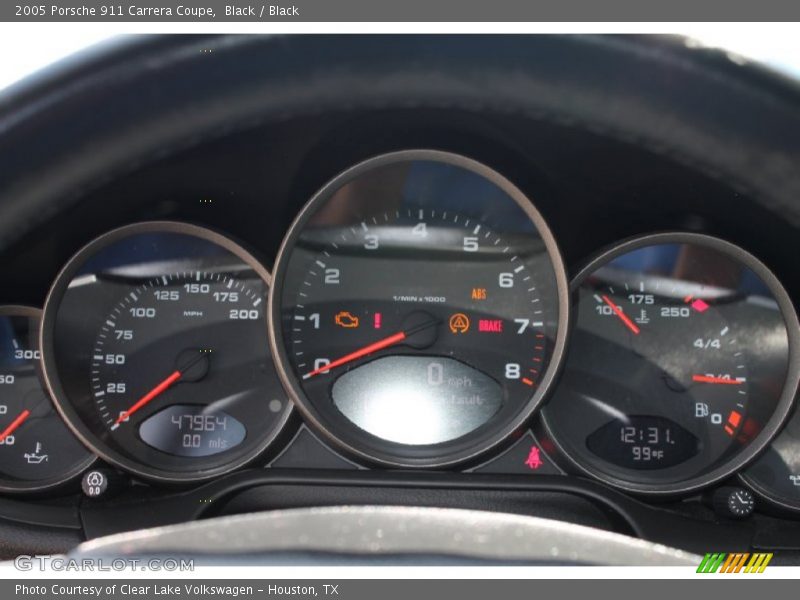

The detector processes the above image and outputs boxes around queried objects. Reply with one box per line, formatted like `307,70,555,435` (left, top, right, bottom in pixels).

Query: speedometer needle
601,295,640,335
302,318,440,380
112,350,208,429
112,370,182,429
0,409,30,443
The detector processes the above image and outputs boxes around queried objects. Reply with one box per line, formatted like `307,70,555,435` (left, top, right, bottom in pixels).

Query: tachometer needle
303,331,407,379
601,294,640,335
0,409,30,443
692,375,743,385
302,318,440,380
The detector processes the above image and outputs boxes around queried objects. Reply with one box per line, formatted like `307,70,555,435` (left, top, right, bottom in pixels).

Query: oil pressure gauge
540,233,799,495
0,306,94,493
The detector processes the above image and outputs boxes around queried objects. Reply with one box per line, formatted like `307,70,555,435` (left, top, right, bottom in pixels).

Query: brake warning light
478,319,503,333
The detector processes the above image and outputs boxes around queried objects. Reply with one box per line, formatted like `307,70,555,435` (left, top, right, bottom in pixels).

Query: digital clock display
586,415,699,470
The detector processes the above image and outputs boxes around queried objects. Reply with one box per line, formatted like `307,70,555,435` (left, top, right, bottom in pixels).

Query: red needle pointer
0,409,30,443
112,370,182,429
302,317,441,380
601,295,640,335
112,349,209,429
303,331,407,380
692,375,743,385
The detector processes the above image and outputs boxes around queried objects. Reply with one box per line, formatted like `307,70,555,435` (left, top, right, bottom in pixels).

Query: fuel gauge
541,233,799,495
0,306,94,493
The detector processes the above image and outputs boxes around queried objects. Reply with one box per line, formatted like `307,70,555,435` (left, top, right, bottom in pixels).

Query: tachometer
269,150,569,467
540,233,799,494
41,222,293,482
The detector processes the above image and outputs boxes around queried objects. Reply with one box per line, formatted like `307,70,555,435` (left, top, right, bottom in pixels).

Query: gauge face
541,233,799,494
0,306,93,492
741,406,800,513
41,222,293,482
269,150,569,467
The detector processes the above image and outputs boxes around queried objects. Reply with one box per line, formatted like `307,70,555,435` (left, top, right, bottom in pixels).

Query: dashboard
0,34,799,564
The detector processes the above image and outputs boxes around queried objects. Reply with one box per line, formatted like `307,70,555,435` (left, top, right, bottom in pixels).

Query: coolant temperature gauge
0,306,93,492
541,233,799,495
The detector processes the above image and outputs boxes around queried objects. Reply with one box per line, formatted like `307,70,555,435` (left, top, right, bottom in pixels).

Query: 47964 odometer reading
90,271,262,456
41,222,293,482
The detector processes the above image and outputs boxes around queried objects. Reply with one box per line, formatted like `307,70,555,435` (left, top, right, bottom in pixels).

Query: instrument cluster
1,150,799,517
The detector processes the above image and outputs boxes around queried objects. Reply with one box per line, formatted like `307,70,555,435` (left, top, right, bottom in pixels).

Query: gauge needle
302,318,439,380
0,409,30,443
692,375,743,385
112,351,207,429
601,294,640,335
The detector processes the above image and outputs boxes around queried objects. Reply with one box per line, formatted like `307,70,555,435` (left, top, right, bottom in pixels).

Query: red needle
692,375,743,385
0,409,30,443
601,295,640,335
112,370,182,428
303,331,407,380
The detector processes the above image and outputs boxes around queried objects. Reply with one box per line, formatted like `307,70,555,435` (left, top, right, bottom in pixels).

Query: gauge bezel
539,231,800,496
739,406,800,515
40,221,294,483
0,305,96,494
268,149,571,468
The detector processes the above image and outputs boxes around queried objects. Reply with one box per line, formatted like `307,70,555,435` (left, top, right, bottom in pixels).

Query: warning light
449,313,470,334
478,319,503,333
525,446,544,470
335,311,360,328
471,288,487,300
724,410,742,436
373,313,382,329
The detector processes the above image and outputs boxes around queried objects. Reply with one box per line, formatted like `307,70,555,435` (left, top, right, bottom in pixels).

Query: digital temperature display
586,415,699,470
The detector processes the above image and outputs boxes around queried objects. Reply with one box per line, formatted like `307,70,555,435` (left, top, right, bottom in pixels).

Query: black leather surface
0,34,799,255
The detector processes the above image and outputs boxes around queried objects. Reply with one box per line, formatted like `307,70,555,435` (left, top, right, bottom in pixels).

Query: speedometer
269,150,569,467
41,222,293,482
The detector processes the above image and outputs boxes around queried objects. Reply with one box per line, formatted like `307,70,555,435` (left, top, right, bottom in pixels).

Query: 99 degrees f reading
270,150,569,468
41,222,293,482
542,233,799,494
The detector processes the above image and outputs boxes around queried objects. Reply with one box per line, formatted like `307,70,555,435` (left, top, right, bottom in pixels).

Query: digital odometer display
542,233,799,494
269,150,569,467
41,222,293,482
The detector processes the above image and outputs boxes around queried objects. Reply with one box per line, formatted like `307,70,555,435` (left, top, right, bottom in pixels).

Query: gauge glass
41,222,292,482
741,405,800,513
0,306,93,492
541,233,799,494
270,150,569,467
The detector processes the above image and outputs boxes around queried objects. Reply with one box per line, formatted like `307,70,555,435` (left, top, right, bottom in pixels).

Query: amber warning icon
449,313,470,334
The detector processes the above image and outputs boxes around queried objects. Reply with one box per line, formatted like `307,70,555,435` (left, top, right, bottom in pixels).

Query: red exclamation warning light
724,410,742,436
374,313,382,329
525,445,544,470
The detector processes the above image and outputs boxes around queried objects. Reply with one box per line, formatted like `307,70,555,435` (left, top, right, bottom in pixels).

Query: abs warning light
479,319,503,333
